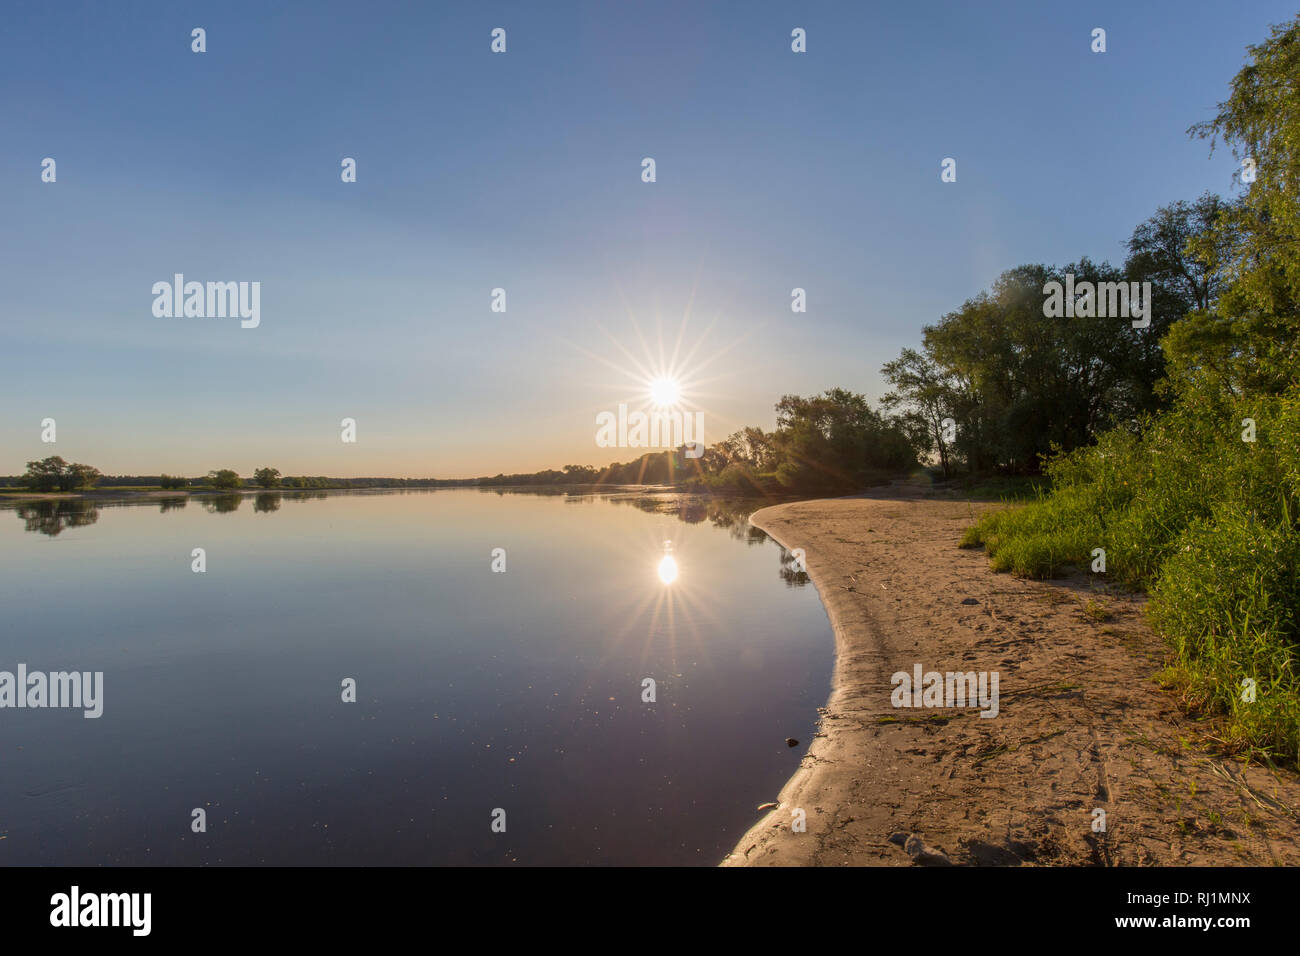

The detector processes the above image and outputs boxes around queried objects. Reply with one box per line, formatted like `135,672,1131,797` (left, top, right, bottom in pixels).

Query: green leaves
21,456,100,492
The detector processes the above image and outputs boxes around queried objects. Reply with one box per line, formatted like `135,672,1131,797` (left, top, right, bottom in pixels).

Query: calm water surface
0,488,830,865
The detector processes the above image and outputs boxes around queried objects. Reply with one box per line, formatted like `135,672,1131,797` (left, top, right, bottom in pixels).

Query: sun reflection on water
657,553,679,584
657,539,680,585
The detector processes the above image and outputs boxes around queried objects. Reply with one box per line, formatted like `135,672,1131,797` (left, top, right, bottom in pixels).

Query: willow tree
1181,14,1300,401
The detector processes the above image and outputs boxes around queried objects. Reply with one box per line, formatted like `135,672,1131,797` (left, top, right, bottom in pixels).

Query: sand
722,485,1300,866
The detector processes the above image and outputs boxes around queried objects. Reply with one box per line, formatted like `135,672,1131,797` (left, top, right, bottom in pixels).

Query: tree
1183,14,1300,400
253,467,281,489
1126,193,1233,317
769,388,915,491
62,463,102,491
892,256,1171,474
715,426,776,473
881,348,961,476
21,456,101,492
21,456,68,492
207,469,242,490
1123,192,1237,410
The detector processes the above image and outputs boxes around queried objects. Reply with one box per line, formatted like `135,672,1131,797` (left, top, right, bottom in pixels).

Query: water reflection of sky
0,488,827,865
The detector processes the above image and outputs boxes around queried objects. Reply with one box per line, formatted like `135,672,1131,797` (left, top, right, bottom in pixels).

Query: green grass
962,391,1300,766
954,475,1050,502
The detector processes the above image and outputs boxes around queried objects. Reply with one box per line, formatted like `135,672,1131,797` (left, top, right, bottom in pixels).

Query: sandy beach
723,486,1300,866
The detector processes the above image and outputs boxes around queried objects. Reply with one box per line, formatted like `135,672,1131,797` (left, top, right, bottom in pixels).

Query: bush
964,390,1300,763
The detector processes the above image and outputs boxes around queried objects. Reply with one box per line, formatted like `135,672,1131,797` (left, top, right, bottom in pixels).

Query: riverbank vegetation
963,16,1300,764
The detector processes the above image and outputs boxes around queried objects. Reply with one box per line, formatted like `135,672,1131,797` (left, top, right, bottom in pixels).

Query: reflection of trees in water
7,490,802,594
467,485,796,548
601,493,805,584
15,500,100,537
480,484,620,499
607,493,776,545
776,545,811,589
486,488,793,557
203,494,243,514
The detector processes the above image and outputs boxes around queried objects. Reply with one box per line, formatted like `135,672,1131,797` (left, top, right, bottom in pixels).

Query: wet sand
723,488,1300,866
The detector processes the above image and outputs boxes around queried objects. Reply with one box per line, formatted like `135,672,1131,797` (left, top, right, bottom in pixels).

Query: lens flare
657,554,679,584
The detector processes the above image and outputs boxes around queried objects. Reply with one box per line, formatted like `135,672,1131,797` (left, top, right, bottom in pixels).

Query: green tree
253,467,281,489
909,259,1160,473
1183,14,1300,401
715,426,777,473
1123,192,1236,411
20,457,100,492
21,456,68,492
769,388,915,491
880,348,961,476
61,463,102,491
207,469,242,490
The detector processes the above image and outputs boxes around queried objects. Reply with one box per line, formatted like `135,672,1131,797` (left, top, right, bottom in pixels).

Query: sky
0,0,1289,478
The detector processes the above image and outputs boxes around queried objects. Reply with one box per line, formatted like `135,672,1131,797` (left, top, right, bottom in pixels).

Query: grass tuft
963,391,1300,766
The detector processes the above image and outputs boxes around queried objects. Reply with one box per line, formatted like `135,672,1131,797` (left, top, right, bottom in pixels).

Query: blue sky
0,0,1288,477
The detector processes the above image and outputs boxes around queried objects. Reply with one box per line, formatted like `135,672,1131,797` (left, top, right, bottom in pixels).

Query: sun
649,376,681,407
569,303,743,430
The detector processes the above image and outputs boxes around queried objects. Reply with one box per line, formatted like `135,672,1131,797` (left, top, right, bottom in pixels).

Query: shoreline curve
721,491,1300,867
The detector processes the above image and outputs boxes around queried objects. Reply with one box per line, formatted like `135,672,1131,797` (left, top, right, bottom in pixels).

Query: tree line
877,192,1233,477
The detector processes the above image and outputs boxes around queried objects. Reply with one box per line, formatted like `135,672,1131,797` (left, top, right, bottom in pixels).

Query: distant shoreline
0,482,730,504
